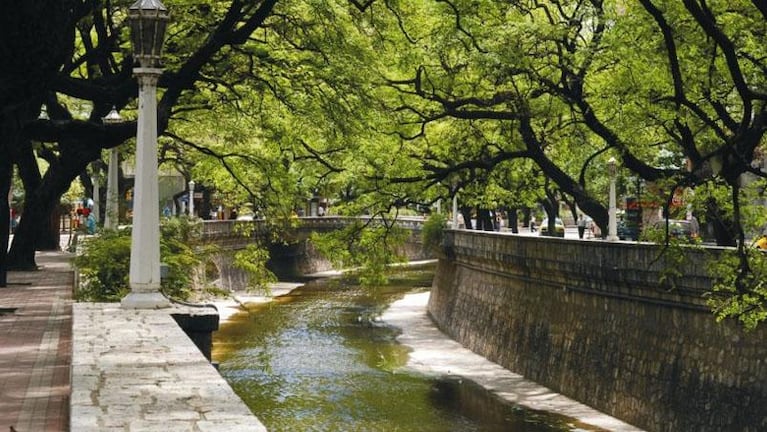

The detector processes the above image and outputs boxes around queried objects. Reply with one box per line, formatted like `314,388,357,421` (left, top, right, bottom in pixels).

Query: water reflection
213,269,601,432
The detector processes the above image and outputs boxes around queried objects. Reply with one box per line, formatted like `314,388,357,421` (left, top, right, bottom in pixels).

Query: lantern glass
608,157,617,178
128,0,169,68
102,106,123,125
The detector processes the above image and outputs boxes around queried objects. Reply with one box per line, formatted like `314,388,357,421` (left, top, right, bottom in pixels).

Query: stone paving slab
72,303,266,431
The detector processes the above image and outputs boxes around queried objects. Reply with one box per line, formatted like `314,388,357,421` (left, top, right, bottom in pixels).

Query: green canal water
213,268,602,432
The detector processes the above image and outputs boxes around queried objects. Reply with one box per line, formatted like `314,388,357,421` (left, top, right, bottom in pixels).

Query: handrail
199,216,427,239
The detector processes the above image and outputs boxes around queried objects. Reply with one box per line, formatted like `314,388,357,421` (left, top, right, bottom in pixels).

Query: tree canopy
2,0,767,327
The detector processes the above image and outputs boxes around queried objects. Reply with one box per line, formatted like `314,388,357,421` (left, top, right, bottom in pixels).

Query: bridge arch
198,216,430,287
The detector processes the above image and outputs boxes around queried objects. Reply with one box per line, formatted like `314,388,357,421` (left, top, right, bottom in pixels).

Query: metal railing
199,216,426,240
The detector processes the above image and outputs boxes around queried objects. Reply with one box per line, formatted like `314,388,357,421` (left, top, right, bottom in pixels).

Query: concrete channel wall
428,230,767,432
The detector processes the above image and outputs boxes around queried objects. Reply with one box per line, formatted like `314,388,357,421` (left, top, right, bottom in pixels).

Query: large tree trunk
14,139,59,251
476,207,494,231
505,207,519,233
1,2,75,271
9,191,67,270
706,197,737,247
0,132,12,287
8,140,98,269
539,186,559,236
460,206,473,230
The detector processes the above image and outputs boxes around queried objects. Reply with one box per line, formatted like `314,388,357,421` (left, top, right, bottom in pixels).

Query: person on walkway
577,215,587,239
86,212,97,234
688,213,700,239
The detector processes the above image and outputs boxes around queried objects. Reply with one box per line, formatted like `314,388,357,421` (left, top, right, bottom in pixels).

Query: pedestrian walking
577,215,587,239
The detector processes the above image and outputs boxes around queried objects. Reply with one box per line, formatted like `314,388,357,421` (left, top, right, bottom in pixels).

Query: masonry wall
428,230,767,432
202,219,431,282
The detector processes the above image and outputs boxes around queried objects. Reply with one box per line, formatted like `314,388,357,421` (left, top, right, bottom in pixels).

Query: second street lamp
607,157,619,242
122,0,171,309
102,106,123,231
188,180,195,218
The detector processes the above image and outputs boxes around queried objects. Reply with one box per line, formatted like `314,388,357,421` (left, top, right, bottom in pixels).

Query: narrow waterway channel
213,267,603,431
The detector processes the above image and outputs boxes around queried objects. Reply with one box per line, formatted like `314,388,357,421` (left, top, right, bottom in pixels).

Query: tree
9,0,292,270
4,0,767,329
355,0,767,326
1,0,426,284
0,1,77,282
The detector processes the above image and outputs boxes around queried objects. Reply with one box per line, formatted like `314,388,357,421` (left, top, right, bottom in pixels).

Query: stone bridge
198,216,430,286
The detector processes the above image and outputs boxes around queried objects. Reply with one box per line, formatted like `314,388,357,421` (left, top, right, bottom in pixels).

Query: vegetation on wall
73,218,274,302
74,218,209,301
311,217,410,286
422,212,447,255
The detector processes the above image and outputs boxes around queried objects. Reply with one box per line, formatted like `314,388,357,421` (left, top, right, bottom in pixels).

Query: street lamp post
452,194,458,228
91,173,101,227
122,0,170,309
188,180,195,218
102,107,122,230
607,157,619,242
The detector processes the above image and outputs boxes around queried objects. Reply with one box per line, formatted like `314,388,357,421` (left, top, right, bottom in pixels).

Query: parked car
540,217,565,237
653,219,698,241
618,220,640,240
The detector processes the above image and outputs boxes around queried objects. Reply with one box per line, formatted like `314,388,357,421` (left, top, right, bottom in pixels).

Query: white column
452,194,458,228
91,174,100,226
104,148,119,230
122,68,169,309
188,180,195,218
607,158,619,242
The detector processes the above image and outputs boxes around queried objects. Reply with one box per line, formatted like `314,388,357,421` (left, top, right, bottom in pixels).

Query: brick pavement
0,251,73,432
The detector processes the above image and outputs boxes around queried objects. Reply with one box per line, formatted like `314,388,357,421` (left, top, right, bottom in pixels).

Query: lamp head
102,106,123,125
128,0,169,68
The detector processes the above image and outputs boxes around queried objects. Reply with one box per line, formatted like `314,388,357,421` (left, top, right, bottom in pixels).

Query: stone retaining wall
428,230,767,432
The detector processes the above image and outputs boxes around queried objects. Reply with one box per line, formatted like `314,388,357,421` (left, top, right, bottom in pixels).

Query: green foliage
311,218,409,286
233,244,277,293
422,212,447,254
74,218,206,302
35,0,767,329
158,217,205,300
708,249,767,331
73,230,131,302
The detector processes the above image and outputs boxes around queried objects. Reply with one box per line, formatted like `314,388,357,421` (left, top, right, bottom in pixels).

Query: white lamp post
452,194,458,228
91,173,101,226
102,107,122,230
607,157,619,242
188,180,195,218
122,0,170,309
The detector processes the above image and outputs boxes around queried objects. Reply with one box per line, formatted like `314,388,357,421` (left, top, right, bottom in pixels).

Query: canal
212,266,604,431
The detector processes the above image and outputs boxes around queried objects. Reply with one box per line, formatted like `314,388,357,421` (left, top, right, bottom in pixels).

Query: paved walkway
71,303,266,431
0,251,74,432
